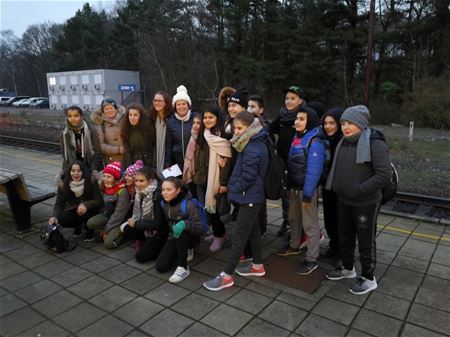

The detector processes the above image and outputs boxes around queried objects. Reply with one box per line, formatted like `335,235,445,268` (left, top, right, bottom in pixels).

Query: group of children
48,84,391,295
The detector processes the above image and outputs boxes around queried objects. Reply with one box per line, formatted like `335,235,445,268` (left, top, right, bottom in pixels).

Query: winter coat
269,103,306,163
192,141,231,186
161,196,203,237
332,132,391,206
102,187,131,232
227,128,269,205
287,127,326,202
90,105,126,163
164,113,194,170
123,127,155,168
133,185,168,237
52,179,102,218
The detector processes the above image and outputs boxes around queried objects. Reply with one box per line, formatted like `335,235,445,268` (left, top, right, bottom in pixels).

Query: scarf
155,116,166,173
230,118,263,153
182,131,198,184
103,181,125,196
69,179,85,198
204,129,232,213
63,120,94,164
135,180,158,222
175,111,191,122
279,106,298,122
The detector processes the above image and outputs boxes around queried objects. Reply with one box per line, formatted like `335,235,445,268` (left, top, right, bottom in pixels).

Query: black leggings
123,226,167,263
155,231,199,271
58,208,98,229
322,189,339,254
209,212,226,238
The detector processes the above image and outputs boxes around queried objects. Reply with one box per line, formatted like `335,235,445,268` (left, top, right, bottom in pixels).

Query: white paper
161,164,182,178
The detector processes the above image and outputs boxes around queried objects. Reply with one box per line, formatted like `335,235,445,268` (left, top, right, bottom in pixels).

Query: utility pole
364,0,376,106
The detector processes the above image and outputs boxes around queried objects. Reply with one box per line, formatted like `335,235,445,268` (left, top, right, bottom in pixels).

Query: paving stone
427,262,450,280
15,279,62,304
378,266,423,300
0,287,8,296
175,270,210,291
98,263,141,284
63,248,102,264
51,266,93,287
325,282,369,306
0,293,27,317
312,297,359,326
0,307,45,337
144,283,190,306
18,251,57,268
364,292,411,320
195,283,242,302
258,300,308,331
296,314,348,337
399,239,436,261
125,330,150,337
201,304,252,336
125,258,155,271
353,308,402,337
432,245,450,266
172,293,219,320
107,246,136,262
346,329,374,337
31,290,83,317
376,233,407,253
245,281,281,298
392,254,429,274
276,292,316,311
192,257,227,276
140,309,194,337
415,276,450,312
0,237,25,253
0,254,11,266
226,288,272,314
236,317,290,337
376,250,396,264
20,320,70,337
178,322,228,337
113,297,164,327
401,323,448,337
77,314,134,337
415,222,445,234
0,270,43,291
4,244,41,260
0,261,26,280
120,272,164,295
67,275,113,299
89,285,137,311
81,255,122,273
34,259,74,277
53,302,107,333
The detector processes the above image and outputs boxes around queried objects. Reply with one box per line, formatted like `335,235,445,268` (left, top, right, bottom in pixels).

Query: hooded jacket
165,113,194,170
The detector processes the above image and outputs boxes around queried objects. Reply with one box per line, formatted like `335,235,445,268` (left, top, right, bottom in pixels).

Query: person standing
325,105,391,295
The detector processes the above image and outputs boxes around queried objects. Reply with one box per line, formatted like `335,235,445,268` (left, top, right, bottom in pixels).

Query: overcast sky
1,0,114,37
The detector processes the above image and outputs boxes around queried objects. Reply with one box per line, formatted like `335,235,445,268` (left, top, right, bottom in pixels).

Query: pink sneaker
209,236,226,253
204,234,214,243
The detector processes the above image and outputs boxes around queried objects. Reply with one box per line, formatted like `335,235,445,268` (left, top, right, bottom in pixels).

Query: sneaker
277,247,301,256
84,230,94,242
277,222,291,237
296,261,318,275
326,266,357,280
239,254,253,263
112,232,125,248
349,277,377,295
203,272,234,291
235,264,265,277
169,266,190,283
204,234,214,243
187,248,194,262
209,236,226,253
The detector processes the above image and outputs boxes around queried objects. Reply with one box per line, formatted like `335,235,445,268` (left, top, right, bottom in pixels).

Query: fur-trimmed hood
218,86,236,110
90,105,126,126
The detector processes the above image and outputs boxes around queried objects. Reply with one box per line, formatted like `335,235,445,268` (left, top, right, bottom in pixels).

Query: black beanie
101,97,117,111
322,107,345,125
229,87,249,109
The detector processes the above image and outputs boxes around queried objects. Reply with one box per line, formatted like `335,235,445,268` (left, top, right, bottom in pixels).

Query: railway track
1,135,449,222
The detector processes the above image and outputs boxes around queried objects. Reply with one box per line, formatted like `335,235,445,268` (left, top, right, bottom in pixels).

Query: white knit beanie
172,85,192,107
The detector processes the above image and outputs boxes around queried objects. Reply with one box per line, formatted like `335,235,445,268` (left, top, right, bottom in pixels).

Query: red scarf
103,181,125,195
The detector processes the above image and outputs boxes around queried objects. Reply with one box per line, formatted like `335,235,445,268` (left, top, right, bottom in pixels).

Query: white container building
47,69,140,111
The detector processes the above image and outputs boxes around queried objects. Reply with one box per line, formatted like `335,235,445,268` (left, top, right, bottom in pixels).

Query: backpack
301,134,331,186
370,128,398,204
40,223,77,253
160,198,209,234
264,139,287,200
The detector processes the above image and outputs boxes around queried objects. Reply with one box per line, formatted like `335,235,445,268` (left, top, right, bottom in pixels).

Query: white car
12,98,29,107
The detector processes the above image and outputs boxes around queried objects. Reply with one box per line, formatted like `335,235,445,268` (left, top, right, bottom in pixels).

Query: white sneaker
169,266,190,283
187,249,194,262
349,277,377,295
326,266,357,280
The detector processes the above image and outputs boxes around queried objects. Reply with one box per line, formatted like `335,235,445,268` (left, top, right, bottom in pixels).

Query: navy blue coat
228,128,269,205
164,113,194,170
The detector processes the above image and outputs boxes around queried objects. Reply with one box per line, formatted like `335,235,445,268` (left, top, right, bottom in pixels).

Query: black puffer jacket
164,113,194,170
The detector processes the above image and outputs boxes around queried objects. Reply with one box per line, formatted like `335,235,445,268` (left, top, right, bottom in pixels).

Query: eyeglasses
153,99,164,103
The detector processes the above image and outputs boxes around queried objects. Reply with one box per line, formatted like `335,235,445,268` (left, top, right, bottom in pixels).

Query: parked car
12,98,30,107
0,97,12,105
2,96,30,106
29,98,49,109
20,97,46,108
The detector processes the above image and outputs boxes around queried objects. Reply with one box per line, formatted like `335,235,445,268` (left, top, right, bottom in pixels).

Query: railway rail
1,134,449,222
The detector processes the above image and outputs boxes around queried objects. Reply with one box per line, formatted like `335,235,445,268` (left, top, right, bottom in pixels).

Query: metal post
364,0,376,106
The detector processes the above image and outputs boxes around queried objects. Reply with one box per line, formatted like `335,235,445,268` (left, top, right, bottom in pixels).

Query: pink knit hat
103,161,122,180
125,160,144,178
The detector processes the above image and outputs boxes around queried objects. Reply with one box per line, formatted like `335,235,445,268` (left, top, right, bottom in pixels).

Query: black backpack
264,139,288,200
40,224,77,253
370,129,398,205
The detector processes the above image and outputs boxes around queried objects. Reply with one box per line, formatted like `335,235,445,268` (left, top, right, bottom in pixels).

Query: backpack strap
181,199,188,218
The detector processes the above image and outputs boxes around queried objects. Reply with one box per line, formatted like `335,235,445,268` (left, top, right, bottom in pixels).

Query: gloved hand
172,220,186,239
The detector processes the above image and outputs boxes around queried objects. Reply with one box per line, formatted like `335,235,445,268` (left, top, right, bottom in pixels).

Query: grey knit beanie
340,105,370,129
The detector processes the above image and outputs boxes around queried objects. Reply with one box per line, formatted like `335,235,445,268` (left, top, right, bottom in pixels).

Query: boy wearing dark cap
270,86,307,237
325,105,391,295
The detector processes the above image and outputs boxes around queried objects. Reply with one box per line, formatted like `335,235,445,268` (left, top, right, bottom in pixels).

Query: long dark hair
148,91,173,123
162,177,189,199
121,103,153,143
63,160,92,192
197,105,226,148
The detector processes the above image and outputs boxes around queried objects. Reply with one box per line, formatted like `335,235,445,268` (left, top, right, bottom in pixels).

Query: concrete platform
0,145,449,337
